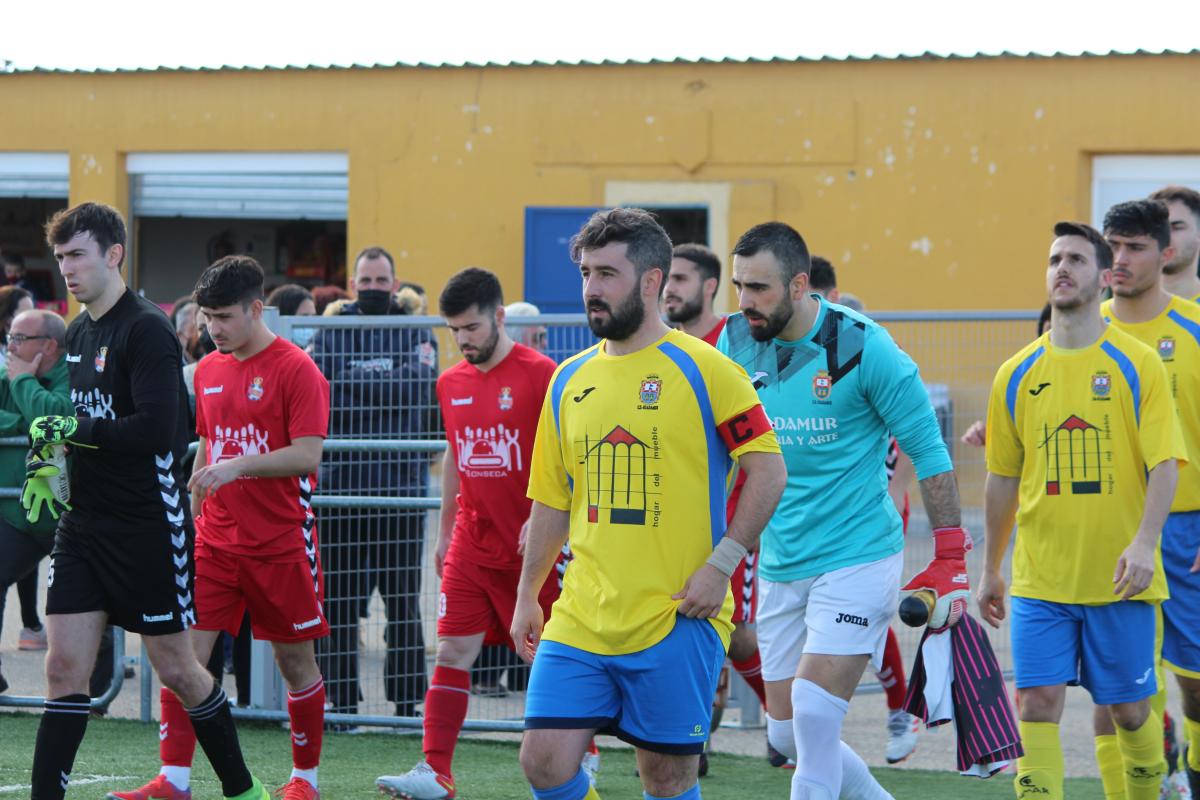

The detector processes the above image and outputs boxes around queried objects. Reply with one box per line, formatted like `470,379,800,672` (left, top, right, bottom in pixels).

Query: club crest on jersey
1091,371,1111,399
248,376,265,401
498,386,513,411
638,376,662,409
94,346,108,373
1157,336,1176,360
812,370,833,402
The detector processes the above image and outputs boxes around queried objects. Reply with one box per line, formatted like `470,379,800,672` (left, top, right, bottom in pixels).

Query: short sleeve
285,353,331,440
985,362,1024,478
706,352,779,460
1136,354,1188,471
526,367,573,511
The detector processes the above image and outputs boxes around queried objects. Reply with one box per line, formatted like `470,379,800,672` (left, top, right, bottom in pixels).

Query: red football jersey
437,343,555,570
194,337,330,560
700,316,728,347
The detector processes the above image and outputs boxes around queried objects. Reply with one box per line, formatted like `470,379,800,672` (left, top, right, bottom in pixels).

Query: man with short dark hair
806,256,839,303
512,207,786,800
4,252,37,298
310,245,438,718
719,221,962,800
378,267,571,800
1149,186,1200,302
1096,199,1200,800
979,220,1183,800
110,256,330,800
27,202,267,800
0,309,72,693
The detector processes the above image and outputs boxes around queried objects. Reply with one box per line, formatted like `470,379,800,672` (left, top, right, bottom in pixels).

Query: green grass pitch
0,712,1101,797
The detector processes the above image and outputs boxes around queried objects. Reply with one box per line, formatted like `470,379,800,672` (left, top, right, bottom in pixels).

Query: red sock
423,666,471,779
731,650,768,708
159,688,197,767
877,627,907,711
288,678,325,770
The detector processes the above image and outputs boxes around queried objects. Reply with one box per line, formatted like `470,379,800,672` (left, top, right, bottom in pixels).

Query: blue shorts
1011,596,1156,705
1163,511,1200,677
524,615,724,754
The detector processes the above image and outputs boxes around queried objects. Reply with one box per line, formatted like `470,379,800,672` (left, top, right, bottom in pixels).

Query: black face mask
356,289,393,315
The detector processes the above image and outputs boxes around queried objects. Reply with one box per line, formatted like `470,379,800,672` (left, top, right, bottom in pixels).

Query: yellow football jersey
528,329,779,655
986,326,1186,604
1102,296,1200,512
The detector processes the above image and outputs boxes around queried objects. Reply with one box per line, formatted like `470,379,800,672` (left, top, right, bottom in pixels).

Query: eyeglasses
8,334,50,346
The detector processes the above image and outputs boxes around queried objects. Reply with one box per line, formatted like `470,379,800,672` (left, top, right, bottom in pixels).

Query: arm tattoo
918,470,962,529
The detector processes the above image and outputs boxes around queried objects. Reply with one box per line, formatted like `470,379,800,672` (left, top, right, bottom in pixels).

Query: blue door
523,206,601,313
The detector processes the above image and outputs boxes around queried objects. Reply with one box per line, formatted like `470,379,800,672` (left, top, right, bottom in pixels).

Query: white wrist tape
707,536,749,577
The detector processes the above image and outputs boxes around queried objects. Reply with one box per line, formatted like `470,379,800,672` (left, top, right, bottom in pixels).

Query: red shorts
730,549,758,625
438,553,560,648
194,539,329,643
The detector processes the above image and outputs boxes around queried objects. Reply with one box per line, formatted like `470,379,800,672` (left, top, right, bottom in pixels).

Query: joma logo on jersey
638,376,662,409
1091,371,1111,399
835,612,868,627
812,370,832,401
1158,336,1176,360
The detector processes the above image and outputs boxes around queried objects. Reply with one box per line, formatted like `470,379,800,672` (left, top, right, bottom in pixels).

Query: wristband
706,536,749,577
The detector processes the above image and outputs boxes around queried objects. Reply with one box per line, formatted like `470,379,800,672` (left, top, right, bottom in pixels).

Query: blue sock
531,767,590,800
645,783,701,800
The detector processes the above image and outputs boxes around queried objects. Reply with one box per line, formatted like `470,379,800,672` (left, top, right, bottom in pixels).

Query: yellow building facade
1,51,1197,310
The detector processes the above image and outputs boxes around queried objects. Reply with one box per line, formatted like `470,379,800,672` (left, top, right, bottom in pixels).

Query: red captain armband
718,405,772,451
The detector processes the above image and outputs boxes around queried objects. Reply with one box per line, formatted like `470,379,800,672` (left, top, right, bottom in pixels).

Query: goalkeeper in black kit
23,202,269,800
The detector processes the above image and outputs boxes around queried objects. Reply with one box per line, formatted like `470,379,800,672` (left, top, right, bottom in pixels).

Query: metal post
141,637,153,722
249,636,284,710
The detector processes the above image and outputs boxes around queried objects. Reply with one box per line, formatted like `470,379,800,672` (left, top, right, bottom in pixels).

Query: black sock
187,682,253,797
31,694,90,799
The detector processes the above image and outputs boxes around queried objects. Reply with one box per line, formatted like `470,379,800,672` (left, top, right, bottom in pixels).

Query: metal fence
0,309,1040,733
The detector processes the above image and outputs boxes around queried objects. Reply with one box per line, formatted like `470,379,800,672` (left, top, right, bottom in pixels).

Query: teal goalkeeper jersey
717,297,954,581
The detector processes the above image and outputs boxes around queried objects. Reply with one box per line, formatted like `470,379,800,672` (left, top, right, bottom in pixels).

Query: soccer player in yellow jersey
1099,199,1200,800
1150,186,1200,304
510,208,786,800
978,220,1187,800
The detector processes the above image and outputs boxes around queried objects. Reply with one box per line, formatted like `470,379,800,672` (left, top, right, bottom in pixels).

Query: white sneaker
581,746,600,787
376,761,455,799
885,709,920,764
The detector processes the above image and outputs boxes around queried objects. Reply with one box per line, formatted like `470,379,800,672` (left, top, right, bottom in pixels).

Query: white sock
839,741,893,800
159,766,190,791
791,678,848,800
291,767,318,788
767,713,798,760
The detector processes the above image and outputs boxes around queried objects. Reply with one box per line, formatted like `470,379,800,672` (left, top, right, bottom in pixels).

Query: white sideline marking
0,774,135,793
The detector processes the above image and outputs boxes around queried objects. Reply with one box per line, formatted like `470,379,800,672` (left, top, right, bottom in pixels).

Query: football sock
288,677,325,777
644,784,700,799
424,666,471,779
31,694,90,800
160,688,196,786
791,678,848,800
730,651,767,708
1094,734,1125,800
1186,716,1200,771
1116,712,1166,800
187,682,253,798
767,713,797,760
1016,721,1063,800
877,627,907,711
531,766,592,800
839,741,893,799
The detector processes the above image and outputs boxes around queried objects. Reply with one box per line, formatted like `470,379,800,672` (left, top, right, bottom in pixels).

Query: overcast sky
5,0,1199,72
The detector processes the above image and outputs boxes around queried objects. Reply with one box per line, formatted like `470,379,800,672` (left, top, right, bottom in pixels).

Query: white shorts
756,551,903,682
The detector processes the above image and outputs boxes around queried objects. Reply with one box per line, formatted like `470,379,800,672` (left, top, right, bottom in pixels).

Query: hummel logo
294,616,322,631
1135,667,1153,685
450,397,473,406
1029,382,1051,396
751,371,769,388
66,354,81,363
573,387,596,403
203,386,224,395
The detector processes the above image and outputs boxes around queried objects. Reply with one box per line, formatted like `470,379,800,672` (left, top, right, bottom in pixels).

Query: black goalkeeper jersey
62,288,191,530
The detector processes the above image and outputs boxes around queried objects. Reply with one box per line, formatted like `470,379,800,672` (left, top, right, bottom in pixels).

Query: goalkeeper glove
22,451,70,524
29,415,88,451
901,526,972,631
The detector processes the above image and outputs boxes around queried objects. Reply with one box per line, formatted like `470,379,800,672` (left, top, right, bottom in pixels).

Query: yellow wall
2,53,1198,309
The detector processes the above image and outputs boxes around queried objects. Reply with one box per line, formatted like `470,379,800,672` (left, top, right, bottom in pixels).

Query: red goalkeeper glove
901,526,972,631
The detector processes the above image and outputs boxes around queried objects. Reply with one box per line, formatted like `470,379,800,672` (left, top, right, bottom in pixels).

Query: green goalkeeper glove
22,452,70,524
29,415,92,451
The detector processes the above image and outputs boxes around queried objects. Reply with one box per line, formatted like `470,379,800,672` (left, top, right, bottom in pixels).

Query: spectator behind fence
311,285,350,316
3,253,37,300
310,246,438,718
170,296,198,364
0,309,73,693
0,286,34,365
504,301,548,353
267,284,316,317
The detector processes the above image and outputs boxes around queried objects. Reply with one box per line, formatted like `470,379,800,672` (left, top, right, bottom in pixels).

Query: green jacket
0,357,73,534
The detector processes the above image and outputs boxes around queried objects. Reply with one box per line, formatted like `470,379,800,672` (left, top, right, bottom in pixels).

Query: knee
519,737,569,788
155,660,204,699
435,638,477,670
1017,687,1062,722
727,624,756,662
1179,678,1200,710
1110,702,1150,732
43,648,90,693
638,758,694,798
1092,705,1117,736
